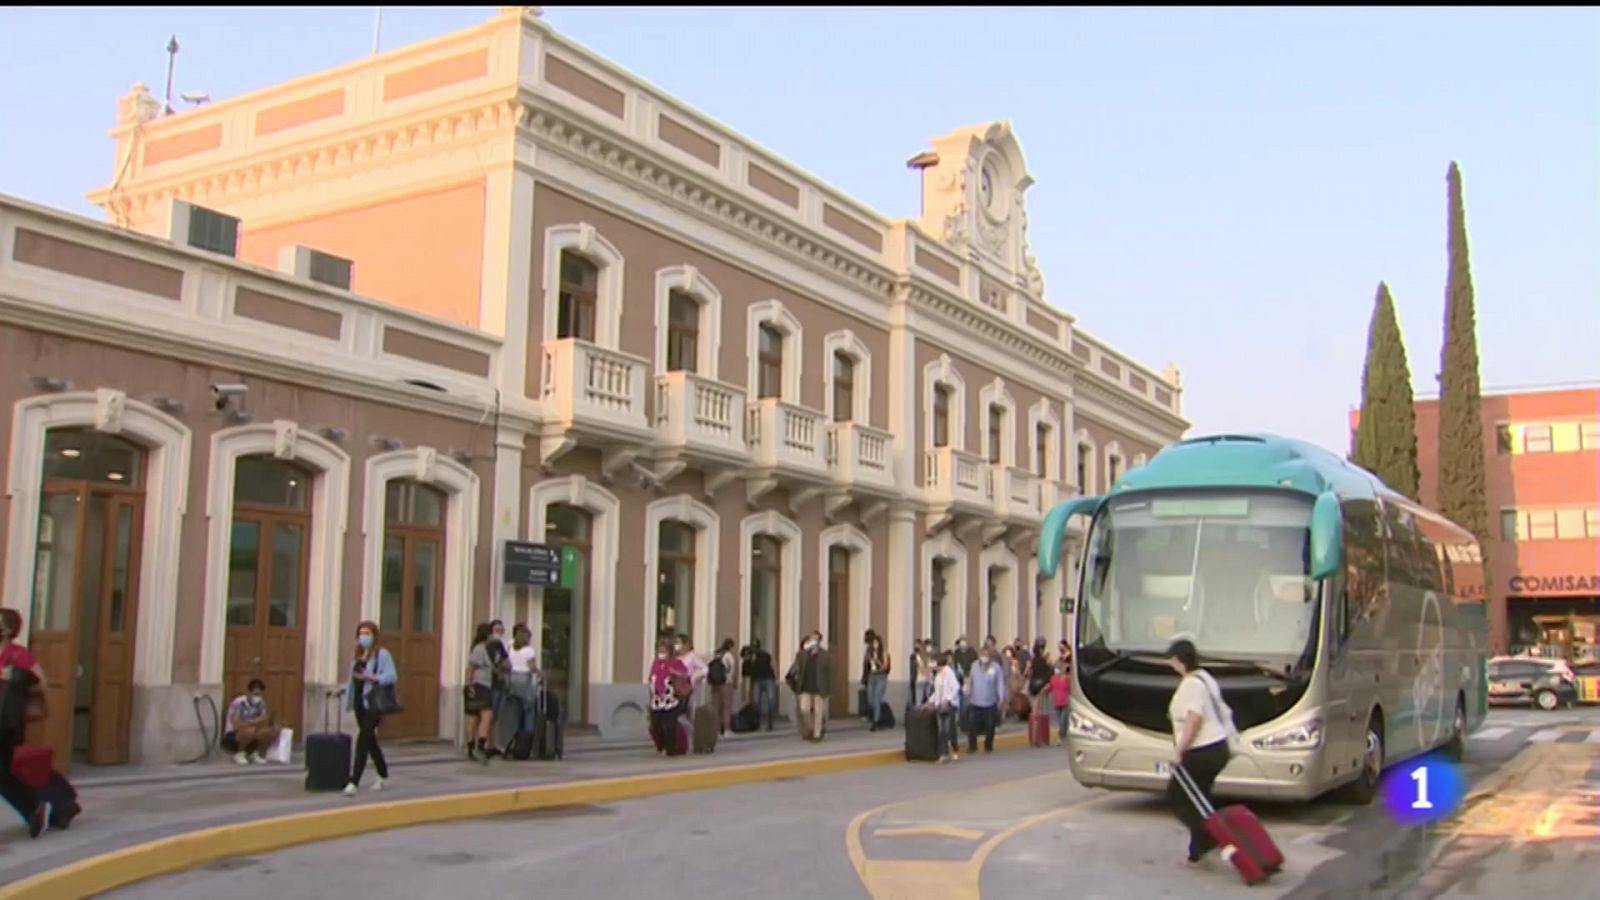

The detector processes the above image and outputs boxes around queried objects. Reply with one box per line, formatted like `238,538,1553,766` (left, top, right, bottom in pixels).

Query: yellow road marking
844,768,1122,900
874,824,986,841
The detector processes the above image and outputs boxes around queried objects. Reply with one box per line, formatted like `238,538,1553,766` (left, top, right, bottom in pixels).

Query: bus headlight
1068,708,1117,742
1252,718,1324,752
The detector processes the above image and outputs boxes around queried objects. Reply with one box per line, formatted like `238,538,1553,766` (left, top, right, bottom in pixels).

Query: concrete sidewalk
1,717,1026,888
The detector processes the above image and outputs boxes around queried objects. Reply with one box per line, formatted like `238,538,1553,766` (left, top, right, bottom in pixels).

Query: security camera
211,383,247,410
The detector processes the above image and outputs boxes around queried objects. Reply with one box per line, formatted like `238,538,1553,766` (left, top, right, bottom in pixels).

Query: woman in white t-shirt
1164,638,1236,866
506,623,543,738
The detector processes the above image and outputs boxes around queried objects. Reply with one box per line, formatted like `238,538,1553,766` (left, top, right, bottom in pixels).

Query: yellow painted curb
1,730,1031,899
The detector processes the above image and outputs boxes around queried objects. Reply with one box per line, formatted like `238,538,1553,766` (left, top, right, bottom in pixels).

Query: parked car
1487,656,1578,710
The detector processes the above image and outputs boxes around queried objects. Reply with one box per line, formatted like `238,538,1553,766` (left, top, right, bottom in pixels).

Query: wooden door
827,546,851,710
26,486,86,765
87,494,142,764
224,514,310,735
379,531,442,738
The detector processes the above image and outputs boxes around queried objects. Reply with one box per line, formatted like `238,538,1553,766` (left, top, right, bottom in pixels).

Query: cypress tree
1436,162,1490,549
1351,282,1421,498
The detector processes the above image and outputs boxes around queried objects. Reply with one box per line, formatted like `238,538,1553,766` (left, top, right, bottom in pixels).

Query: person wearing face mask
345,620,397,796
647,639,691,756
223,678,279,765
963,644,1007,755
924,651,963,763
790,631,832,742
743,639,778,732
952,637,978,683
0,608,51,838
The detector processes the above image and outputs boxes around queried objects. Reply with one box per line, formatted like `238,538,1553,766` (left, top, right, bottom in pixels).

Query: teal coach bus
1038,434,1489,803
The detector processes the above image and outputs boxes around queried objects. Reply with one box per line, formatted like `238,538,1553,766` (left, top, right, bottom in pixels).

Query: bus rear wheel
1339,716,1383,805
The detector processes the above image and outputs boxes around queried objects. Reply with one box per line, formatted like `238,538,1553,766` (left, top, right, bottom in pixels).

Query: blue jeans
914,681,933,706
753,679,778,730
937,708,960,755
866,673,888,724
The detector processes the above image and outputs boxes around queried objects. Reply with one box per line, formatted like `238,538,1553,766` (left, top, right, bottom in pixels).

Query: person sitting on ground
223,678,279,765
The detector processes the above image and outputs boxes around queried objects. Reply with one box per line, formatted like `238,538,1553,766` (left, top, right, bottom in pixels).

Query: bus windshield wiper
1199,654,1298,684
1086,649,1166,678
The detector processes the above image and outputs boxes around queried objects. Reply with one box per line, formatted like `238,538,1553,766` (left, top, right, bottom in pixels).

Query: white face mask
657,652,668,660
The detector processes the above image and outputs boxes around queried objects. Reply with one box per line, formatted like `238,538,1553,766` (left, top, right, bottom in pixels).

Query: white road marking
1528,728,1565,743
1585,729,1600,744
1469,726,1512,741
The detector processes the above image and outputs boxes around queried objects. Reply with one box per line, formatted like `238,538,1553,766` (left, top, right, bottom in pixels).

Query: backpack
707,655,728,687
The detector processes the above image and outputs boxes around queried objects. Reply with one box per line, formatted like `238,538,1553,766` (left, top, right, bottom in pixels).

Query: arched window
749,534,783,655
657,520,696,643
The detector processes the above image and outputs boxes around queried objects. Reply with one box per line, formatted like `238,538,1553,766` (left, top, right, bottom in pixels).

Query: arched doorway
223,456,311,735
29,428,146,765
543,504,590,725
379,480,445,738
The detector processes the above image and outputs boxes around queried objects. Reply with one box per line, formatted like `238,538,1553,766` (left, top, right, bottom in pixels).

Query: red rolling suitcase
1173,764,1283,885
1028,711,1051,747
10,745,50,788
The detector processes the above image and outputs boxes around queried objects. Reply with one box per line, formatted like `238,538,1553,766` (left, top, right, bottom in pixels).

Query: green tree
1351,282,1420,498
1436,162,1491,549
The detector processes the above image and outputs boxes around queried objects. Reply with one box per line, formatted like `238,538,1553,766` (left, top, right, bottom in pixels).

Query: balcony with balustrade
924,446,991,532
746,398,831,506
539,338,654,473
650,371,747,484
822,421,897,518
992,466,1043,526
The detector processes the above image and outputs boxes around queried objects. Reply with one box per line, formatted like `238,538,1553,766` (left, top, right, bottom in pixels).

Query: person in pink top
1050,655,1071,745
647,639,690,755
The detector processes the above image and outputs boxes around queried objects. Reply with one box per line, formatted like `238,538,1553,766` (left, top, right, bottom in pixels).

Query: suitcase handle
1172,763,1218,818
324,688,347,735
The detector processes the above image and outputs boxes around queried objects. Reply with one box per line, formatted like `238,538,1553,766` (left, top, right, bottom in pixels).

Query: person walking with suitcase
927,652,962,763
504,624,542,758
647,639,690,756
1164,638,1235,866
345,620,397,796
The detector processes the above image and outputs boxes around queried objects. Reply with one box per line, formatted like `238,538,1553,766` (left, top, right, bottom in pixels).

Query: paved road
108,708,1600,900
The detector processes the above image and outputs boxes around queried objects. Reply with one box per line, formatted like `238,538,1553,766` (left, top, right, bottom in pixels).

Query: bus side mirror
1310,491,1342,581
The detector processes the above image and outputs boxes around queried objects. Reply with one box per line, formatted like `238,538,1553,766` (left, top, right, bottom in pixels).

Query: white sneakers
250,753,267,765
233,752,250,766
343,777,387,797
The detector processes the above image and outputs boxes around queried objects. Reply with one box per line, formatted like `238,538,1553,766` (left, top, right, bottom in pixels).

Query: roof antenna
162,35,179,116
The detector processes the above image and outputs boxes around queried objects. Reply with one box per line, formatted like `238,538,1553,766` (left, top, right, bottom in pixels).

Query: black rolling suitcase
904,707,941,761
305,691,352,791
538,686,564,760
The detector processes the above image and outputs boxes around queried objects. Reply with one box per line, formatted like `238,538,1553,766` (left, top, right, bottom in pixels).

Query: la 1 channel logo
1380,755,1466,826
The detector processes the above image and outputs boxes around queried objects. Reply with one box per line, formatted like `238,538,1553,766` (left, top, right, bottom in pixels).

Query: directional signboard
504,540,562,586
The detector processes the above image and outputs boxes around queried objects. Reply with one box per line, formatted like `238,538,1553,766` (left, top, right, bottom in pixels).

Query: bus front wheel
1339,716,1384,805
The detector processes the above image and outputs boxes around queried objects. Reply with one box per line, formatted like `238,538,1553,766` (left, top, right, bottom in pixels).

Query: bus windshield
1078,490,1317,666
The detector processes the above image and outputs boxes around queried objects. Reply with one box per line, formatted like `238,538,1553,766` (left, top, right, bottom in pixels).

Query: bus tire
1339,714,1383,805
1534,689,1559,711
1445,695,1466,762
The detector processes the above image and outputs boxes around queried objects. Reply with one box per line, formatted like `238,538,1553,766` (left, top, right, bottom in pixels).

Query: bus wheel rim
1537,691,1556,709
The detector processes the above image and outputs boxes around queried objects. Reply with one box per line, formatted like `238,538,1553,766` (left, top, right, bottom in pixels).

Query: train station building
0,7,1187,767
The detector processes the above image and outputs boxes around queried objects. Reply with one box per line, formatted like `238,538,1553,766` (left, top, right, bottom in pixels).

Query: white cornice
1075,378,1189,447
521,100,899,297
89,95,526,220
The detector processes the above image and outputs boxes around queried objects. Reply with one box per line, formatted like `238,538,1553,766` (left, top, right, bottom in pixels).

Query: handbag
363,652,403,716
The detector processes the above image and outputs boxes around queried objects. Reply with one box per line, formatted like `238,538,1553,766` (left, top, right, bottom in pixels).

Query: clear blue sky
2,6,1595,453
